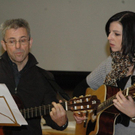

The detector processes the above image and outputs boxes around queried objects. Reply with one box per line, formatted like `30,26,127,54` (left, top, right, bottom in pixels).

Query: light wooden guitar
75,84,135,135
0,94,100,135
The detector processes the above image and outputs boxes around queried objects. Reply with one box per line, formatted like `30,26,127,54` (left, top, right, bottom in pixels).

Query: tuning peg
85,94,91,97
79,95,84,98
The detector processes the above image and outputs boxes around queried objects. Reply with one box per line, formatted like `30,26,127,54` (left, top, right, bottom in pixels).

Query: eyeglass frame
3,37,30,46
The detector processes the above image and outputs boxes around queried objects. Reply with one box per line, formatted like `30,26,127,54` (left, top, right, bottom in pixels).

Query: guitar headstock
67,95,100,112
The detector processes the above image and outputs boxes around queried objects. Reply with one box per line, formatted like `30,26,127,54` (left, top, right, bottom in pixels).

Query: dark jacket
1,52,67,135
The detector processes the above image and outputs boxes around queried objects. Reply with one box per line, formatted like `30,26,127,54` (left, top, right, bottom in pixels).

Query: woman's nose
108,33,112,40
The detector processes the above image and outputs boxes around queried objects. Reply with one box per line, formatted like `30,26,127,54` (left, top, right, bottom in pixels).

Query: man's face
1,27,33,66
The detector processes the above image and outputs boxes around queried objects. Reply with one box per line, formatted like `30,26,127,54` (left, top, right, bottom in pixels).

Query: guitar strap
38,67,70,101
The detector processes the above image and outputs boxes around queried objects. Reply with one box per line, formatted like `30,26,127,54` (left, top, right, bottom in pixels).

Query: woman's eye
115,33,120,36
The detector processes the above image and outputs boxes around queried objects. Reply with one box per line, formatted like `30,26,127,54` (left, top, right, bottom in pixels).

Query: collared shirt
9,58,28,90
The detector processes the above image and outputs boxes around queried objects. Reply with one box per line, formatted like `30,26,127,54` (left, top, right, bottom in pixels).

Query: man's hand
50,100,67,127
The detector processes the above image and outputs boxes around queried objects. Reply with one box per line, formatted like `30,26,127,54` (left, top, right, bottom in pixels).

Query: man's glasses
4,38,30,46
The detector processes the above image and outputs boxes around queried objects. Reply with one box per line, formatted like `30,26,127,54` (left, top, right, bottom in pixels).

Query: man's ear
29,38,33,49
1,40,7,51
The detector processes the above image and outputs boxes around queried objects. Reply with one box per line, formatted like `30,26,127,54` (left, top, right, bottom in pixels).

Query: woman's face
108,21,122,52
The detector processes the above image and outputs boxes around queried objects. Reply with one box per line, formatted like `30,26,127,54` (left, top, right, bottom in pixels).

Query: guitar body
0,127,4,135
75,85,120,135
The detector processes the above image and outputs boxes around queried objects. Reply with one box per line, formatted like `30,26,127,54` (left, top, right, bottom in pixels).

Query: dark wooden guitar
0,94,100,135
75,84,135,135
13,95,100,119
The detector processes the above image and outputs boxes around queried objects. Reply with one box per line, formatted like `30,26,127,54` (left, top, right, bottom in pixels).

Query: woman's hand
113,91,135,118
73,112,86,124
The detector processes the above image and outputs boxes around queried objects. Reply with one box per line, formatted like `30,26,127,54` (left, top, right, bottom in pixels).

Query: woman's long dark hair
105,11,135,61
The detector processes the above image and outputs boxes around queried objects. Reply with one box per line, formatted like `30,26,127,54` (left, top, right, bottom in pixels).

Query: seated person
0,18,69,135
73,11,135,135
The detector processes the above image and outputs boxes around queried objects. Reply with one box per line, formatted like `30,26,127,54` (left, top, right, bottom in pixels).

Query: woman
74,11,135,135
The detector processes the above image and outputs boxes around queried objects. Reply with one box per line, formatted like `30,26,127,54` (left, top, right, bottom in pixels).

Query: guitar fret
30,107,33,118
23,109,26,119
27,108,30,118
43,105,46,115
39,106,41,116
35,107,37,117
48,105,51,112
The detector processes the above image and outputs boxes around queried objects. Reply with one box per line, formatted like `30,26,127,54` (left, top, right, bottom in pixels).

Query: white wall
0,0,134,71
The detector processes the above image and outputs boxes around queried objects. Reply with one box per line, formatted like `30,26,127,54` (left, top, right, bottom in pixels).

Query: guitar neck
17,94,99,119
96,86,135,113
97,94,116,113
20,102,67,119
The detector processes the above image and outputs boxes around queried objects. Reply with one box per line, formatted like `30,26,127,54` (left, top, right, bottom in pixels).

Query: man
0,18,68,135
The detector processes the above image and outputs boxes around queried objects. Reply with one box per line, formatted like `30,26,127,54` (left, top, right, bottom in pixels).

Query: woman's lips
110,43,115,47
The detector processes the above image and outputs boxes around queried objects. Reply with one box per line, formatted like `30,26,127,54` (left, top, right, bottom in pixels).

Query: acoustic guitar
75,84,135,135
0,94,100,135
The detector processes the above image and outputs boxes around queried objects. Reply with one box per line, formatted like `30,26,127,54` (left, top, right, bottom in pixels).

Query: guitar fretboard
96,86,135,113
97,95,116,113
20,104,53,119
20,102,67,119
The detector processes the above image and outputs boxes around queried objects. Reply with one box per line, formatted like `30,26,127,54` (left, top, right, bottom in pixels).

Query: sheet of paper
0,97,16,124
0,84,27,126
